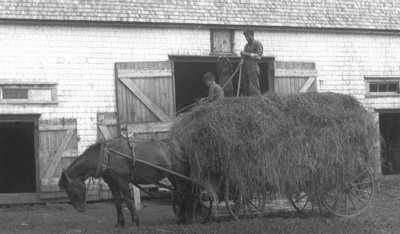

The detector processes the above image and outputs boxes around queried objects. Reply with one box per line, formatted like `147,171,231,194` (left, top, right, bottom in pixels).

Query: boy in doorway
201,72,224,102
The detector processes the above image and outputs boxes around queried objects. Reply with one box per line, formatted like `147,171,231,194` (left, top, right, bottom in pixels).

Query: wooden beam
39,124,76,131
118,69,171,79
0,193,37,204
99,125,113,140
62,149,78,158
44,128,75,179
127,121,173,134
299,77,316,93
119,78,171,122
274,69,318,78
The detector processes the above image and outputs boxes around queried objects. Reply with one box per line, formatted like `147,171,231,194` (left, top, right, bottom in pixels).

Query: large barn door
39,118,78,199
274,61,317,93
115,61,175,139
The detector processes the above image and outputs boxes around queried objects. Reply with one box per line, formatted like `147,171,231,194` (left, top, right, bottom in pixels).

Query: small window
365,77,400,97
369,82,399,93
210,29,234,54
0,83,57,104
388,83,399,92
369,83,378,92
3,88,28,99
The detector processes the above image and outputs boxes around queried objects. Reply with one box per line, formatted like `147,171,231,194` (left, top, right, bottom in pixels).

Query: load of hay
170,92,378,201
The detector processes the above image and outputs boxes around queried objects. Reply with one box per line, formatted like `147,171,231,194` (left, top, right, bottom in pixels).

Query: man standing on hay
201,72,224,102
240,29,263,96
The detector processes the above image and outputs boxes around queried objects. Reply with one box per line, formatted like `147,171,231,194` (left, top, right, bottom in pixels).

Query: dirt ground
1,177,400,234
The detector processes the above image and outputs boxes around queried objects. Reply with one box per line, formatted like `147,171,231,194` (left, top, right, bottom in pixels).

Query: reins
92,139,192,182
106,147,192,182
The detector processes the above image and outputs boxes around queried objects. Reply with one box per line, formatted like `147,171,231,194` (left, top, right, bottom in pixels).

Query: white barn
0,0,399,203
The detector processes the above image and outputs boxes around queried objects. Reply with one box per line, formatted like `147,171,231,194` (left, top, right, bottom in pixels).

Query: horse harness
93,142,111,179
93,138,191,183
93,140,136,179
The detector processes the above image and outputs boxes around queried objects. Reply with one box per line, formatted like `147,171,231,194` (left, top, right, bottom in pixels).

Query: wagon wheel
288,181,328,217
224,181,267,220
289,191,313,217
288,188,327,217
320,169,375,217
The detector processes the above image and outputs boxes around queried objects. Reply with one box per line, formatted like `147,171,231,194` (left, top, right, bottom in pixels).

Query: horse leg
103,176,125,228
106,169,140,227
117,179,140,227
169,176,191,224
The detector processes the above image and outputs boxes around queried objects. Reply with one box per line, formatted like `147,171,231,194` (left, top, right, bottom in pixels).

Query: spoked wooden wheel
320,169,375,217
224,181,267,220
289,191,314,216
288,183,326,217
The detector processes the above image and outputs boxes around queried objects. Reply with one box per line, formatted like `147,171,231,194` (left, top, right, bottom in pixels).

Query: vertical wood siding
274,61,317,94
39,118,78,199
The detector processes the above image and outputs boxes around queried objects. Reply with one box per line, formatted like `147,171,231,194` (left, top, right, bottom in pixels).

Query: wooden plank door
115,61,175,139
39,118,78,199
274,61,317,93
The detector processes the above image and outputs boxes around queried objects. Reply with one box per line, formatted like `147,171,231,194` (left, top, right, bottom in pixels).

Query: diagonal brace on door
119,78,171,122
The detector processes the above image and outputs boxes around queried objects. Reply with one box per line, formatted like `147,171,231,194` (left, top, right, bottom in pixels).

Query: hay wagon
112,137,375,222
169,92,378,221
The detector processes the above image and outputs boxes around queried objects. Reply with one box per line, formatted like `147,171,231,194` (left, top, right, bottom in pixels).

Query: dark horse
58,137,196,227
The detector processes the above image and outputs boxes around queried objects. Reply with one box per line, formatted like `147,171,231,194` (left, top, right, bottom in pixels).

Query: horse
58,136,197,228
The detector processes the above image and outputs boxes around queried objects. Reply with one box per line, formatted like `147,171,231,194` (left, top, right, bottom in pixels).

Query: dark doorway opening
173,57,274,112
380,112,400,175
0,119,36,193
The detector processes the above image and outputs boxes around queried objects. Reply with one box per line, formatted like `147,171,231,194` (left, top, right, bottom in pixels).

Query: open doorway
0,116,37,193
173,56,274,112
380,112,400,175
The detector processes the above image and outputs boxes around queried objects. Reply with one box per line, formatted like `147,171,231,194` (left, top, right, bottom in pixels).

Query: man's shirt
243,40,263,69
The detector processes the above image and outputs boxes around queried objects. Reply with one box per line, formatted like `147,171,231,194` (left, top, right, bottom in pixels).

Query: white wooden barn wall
0,24,211,153
1,23,400,153
235,31,400,111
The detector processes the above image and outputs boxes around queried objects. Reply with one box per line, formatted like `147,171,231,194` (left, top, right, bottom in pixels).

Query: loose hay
170,92,378,201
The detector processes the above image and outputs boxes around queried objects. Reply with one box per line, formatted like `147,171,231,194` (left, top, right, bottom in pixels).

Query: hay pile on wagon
170,92,378,201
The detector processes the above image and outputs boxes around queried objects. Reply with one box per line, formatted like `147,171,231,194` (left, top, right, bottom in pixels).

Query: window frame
0,82,58,104
365,76,400,97
210,29,235,55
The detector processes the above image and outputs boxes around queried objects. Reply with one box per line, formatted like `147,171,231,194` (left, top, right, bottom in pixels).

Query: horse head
58,169,87,212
